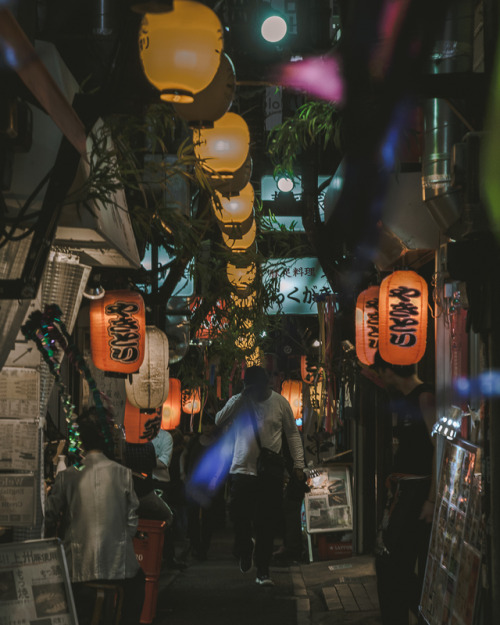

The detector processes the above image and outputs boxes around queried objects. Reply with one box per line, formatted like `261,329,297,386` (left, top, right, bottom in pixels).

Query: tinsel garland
21,304,115,465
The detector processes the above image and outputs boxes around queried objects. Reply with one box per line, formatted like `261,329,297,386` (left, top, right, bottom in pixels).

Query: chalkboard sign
420,439,483,625
0,538,78,625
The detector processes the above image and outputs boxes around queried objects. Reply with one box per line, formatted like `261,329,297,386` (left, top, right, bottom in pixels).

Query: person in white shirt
215,366,305,586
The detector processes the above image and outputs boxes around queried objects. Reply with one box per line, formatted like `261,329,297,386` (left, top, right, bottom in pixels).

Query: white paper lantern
125,325,170,409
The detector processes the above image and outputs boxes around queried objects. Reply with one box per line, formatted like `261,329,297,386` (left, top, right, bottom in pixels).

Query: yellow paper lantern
245,346,263,367
173,52,236,126
161,378,182,430
194,112,250,176
222,219,256,252
138,1,223,103
379,270,428,365
355,286,380,366
90,290,146,374
281,379,303,421
226,261,257,294
213,182,254,224
207,154,253,197
232,292,256,309
235,332,256,352
125,325,170,410
182,388,202,414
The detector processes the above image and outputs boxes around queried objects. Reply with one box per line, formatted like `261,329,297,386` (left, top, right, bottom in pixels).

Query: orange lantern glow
301,355,319,385
379,270,428,365
90,290,146,374
173,52,235,126
182,388,202,414
123,400,161,444
194,112,250,176
138,1,223,103
207,154,253,197
281,379,303,421
235,332,256,352
226,261,257,294
245,346,263,367
222,219,256,252
161,378,182,430
355,286,380,366
213,182,254,224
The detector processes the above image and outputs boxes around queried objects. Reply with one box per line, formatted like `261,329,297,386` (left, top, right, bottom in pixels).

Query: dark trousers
229,473,283,576
375,479,432,625
72,568,145,625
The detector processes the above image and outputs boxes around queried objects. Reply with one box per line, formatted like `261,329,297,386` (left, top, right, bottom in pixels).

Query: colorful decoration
355,286,380,366
125,325,170,410
138,0,223,103
123,400,161,444
281,379,303,422
90,289,146,374
379,270,428,365
182,388,202,414
161,378,182,430
21,305,115,465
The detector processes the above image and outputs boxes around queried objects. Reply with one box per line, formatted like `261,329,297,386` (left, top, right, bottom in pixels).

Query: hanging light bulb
138,1,223,103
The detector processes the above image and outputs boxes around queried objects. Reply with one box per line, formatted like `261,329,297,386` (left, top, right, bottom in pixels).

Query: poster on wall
0,538,78,625
0,367,40,420
0,474,37,527
304,466,353,533
419,439,483,625
0,421,39,471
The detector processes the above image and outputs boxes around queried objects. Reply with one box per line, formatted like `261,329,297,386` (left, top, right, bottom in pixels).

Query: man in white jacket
215,366,305,586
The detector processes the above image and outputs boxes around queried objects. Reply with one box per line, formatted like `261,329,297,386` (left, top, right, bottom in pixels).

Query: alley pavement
151,526,382,625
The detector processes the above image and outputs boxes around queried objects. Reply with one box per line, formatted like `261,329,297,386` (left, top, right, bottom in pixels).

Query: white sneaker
255,575,274,586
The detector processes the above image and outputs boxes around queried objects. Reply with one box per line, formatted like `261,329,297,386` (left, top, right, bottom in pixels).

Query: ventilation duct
422,0,475,239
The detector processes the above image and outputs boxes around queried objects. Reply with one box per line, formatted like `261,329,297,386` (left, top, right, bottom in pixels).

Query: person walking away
215,366,306,587
372,351,437,625
44,408,145,625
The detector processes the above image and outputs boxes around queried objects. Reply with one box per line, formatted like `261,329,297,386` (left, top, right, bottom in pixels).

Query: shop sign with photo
419,439,483,625
0,538,77,625
304,466,353,533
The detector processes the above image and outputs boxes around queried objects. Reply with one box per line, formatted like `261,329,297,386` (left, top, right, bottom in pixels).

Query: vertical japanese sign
263,258,333,315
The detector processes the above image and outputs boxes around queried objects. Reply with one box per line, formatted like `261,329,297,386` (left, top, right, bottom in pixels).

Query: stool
84,582,124,625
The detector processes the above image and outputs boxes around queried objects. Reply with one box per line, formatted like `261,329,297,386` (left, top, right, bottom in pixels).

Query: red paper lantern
90,290,146,374
378,270,428,365
355,286,380,366
161,378,182,430
182,388,201,414
281,379,303,421
123,400,161,444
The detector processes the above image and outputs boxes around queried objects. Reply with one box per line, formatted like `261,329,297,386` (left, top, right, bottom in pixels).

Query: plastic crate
317,534,352,561
133,519,166,577
140,577,159,624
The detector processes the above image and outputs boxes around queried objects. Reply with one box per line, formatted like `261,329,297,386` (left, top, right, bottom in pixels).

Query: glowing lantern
213,182,254,224
232,292,256,309
301,355,318,385
138,1,223,103
208,154,253,197
355,286,380,366
161,378,182,430
124,400,162,444
182,388,201,414
379,270,428,365
173,52,236,127
226,261,257,294
235,332,256,352
245,346,263,367
90,290,146,374
222,219,256,252
281,379,303,421
125,325,170,409
194,112,250,176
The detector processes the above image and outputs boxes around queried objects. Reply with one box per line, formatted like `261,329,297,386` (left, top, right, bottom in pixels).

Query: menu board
304,466,353,533
0,368,40,420
0,421,39,472
0,538,77,625
420,439,483,625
